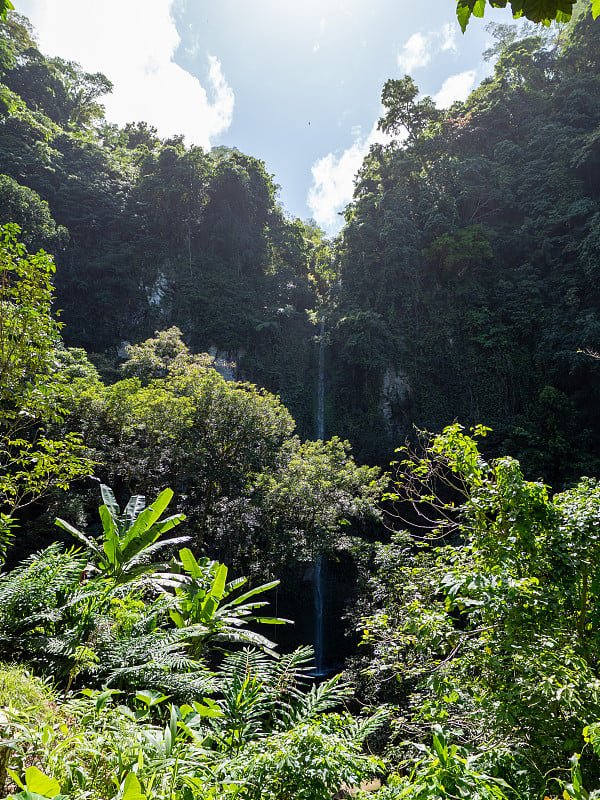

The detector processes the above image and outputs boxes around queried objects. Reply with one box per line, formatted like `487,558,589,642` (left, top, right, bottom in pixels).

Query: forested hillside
0,12,322,436
0,13,600,483
1,11,600,483
329,8,600,481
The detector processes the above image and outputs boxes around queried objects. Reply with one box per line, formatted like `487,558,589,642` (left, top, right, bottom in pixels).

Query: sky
17,0,510,235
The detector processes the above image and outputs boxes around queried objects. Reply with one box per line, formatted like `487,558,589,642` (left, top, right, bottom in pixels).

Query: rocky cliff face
380,366,412,436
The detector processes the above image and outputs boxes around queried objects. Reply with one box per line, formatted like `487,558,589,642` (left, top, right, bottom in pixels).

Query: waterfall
314,317,326,675
314,555,325,674
317,317,325,441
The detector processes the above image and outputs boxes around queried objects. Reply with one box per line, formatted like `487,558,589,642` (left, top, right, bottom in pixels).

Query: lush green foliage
4,9,600,479
0,568,383,799
167,547,285,655
0,485,293,691
352,424,600,796
44,329,383,580
4,9,600,800
10,677,376,800
372,725,512,800
331,7,600,477
454,0,592,32
0,223,59,411
0,223,91,554
0,14,320,438
56,485,188,584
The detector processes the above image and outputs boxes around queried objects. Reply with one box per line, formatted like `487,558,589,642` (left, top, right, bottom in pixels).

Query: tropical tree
55,485,189,585
353,425,600,796
0,224,91,561
0,223,61,413
378,76,441,142
167,547,286,656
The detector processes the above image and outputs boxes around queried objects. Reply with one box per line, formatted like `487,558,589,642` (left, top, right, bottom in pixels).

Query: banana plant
56,485,189,585
167,548,289,656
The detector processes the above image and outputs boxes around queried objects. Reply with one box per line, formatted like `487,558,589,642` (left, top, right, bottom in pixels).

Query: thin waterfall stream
314,555,324,675
317,317,325,441
314,318,326,675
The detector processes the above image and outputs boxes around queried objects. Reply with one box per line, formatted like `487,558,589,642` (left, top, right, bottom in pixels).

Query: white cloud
307,122,394,235
440,22,458,53
433,70,477,108
17,0,234,148
308,63,478,234
397,32,431,73
397,22,459,75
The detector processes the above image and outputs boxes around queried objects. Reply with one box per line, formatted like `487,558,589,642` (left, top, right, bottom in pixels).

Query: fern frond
0,543,88,657
288,672,352,726
218,648,274,684
342,707,389,743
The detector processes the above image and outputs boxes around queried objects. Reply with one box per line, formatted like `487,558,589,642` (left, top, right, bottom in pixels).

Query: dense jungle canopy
1,7,600,484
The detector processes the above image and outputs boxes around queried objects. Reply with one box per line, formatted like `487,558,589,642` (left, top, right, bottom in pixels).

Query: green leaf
432,727,448,766
0,2,14,22
132,535,190,562
169,608,186,628
148,513,186,536
201,595,218,621
123,494,146,527
178,548,205,579
210,563,228,600
456,0,473,31
192,698,224,717
24,767,61,798
164,724,173,758
121,773,146,800
100,505,120,567
100,484,120,521
228,579,280,606
94,689,122,712
125,488,174,542
170,705,178,738
7,767,25,790
54,518,102,555
135,689,170,707
592,0,600,18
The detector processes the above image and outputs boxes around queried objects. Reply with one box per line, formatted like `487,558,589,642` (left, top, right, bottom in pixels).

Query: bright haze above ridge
19,0,510,235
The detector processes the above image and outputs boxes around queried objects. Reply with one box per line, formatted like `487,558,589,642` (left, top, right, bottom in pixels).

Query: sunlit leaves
378,76,441,141
56,486,188,584
0,224,60,414
0,1,13,21
357,426,600,792
0,225,93,518
456,0,578,31
0,433,91,512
